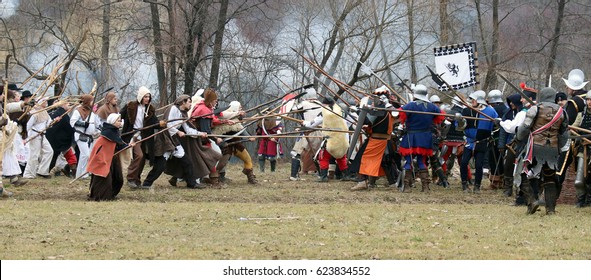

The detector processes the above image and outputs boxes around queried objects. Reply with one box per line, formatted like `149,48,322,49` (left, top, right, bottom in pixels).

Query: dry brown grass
1,163,591,260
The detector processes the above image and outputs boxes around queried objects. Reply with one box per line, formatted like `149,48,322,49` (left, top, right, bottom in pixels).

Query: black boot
270,160,276,172
462,181,470,193
503,176,513,197
367,176,377,188
317,169,328,182
290,158,301,180
575,195,587,208
473,183,481,194
521,175,539,215
436,168,449,188
543,182,558,215
259,159,265,173
340,168,353,181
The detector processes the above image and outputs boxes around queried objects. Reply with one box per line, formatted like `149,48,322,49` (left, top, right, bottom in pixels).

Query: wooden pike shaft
69,118,191,184
569,125,591,135
293,48,361,103
207,134,325,139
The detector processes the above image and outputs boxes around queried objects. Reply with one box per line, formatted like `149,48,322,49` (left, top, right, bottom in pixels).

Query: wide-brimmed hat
562,69,588,90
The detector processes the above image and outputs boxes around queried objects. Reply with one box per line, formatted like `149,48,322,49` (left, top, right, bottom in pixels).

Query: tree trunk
439,0,449,45
150,3,167,106
183,1,209,98
407,0,417,84
477,0,499,91
545,0,566,86
208,0,229,89
167,0,177,104
100,0,111,93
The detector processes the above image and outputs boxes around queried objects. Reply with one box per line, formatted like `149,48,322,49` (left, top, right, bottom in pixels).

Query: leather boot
402,170,413,193
317,169,329,182
418,169,431,192
10,176,28,187
473,183,481,194
543,182,557,215
435,168,449,188
270,160,276,172
575,195,587,208
521,175,539,215
209,176,224,189
259,159,265,172
290,158,301,180
351,177,372,191
340,168,353,181
462,181,470,193
69,164,78,178
219,172,232,183
328,170,335,180
242,168,258,184
503,176,513,197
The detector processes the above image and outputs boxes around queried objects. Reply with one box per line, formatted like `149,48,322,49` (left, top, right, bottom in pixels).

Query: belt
371,133,391,140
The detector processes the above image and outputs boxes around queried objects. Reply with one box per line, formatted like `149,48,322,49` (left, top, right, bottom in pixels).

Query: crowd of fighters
1,68,591,215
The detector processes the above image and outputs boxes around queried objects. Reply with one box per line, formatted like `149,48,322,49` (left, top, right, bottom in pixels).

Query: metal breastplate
531,104,563,147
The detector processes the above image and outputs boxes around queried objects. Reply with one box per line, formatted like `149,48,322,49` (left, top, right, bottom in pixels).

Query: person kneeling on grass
87,113,134,201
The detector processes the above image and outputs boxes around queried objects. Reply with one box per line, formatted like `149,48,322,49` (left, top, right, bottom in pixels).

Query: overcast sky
0,0,19,18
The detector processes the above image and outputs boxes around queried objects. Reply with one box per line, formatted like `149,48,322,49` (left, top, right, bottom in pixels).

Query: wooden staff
206,134,326,139
426,66,495,121
358,59,408,104
570,130,591,145
23,102,78,145
292,47,362,104
391,108,494,122
569,125,591,135
20,55,59,87
69,117,193,184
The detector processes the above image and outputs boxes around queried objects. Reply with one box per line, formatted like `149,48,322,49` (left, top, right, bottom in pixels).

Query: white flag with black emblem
433,42,478,91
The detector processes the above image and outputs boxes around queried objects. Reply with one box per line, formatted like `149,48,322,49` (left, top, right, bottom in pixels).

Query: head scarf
96,92,119,120
77,94,93,119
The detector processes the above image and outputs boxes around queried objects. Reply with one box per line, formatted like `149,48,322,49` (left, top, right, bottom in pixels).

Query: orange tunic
86,136,116,178
359,114,395,177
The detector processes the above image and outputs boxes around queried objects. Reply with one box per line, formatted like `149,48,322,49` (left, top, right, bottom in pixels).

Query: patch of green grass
1,163,590,259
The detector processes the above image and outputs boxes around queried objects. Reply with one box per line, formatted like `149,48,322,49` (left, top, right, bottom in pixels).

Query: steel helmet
469,90,487,105
487,89,503,103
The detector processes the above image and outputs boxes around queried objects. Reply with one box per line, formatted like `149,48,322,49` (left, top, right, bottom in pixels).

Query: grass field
1,163,591,260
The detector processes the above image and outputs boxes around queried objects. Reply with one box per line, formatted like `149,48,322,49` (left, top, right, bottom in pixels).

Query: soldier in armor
289,87,322,181
571,91,591,207
498,93,523,197
454,90,499,194
558,69,589,189
398,85,445,192
486,90,508,190
515,87,569,215
350,86,397,191
441,96,473,183
499,88,538,204
427,94,449,188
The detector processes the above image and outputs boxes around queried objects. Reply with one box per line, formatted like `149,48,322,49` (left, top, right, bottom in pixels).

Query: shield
347,106,367,159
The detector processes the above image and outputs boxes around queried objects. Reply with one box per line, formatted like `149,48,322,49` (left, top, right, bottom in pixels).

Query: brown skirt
89,155,123,201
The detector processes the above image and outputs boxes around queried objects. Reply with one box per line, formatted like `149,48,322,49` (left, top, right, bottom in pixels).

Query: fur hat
137,86,151,103
228,101,242,112
563,69,588,90
203,88,218,107
106,113,121,125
